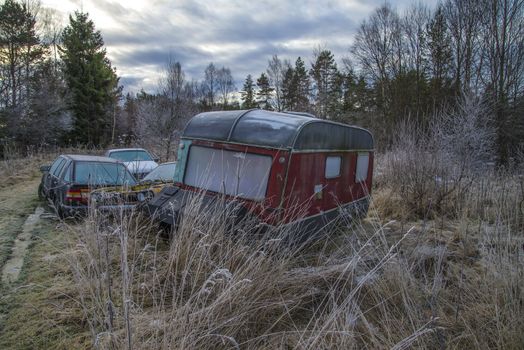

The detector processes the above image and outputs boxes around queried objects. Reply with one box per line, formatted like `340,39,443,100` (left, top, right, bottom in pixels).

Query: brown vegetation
0,140,521,349
53,170,523,349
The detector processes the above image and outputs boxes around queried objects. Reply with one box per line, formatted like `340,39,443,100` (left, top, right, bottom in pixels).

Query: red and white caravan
148,109,374,236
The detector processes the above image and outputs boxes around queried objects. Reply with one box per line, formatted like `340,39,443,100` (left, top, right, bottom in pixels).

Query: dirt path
1,207,44,284
0,178,40,283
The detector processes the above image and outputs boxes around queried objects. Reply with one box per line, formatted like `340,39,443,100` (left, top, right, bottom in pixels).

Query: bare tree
351,4,401,83
39,7,63,70
351,3,402,128
267,55,289,111
136,59,196,160
202,62,217,108
433,92,495,172
216,66,235,109
476,0,524,162
444,0,483,93
403,3,430,79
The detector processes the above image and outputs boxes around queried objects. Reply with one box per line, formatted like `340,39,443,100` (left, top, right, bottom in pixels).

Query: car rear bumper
60,203,137,217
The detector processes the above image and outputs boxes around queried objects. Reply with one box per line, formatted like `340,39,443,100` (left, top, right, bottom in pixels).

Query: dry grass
0,218,93,349
0,145,104,190
54,181,524,349
0,135,522,348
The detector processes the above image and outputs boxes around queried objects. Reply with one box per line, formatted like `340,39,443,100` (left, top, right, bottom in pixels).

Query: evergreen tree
341,69,360,113
240,74,256,109
311,49,340,119
294,57,310,112
0,0,44,108
60,11,120,146
281,66,296,110
256,73,274,110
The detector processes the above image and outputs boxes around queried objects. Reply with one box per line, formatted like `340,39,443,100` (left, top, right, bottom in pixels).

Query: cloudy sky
40,0,437,94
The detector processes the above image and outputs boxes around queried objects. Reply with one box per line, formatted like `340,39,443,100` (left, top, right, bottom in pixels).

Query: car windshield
108,150,152,162
143,163,176,182
184,146,272,201
74,162,137,186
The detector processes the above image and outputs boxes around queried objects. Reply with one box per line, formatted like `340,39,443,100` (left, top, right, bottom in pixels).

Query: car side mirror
40,165,51,173
153,157,160,163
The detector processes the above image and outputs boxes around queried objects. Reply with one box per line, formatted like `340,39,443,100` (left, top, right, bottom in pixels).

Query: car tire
57,205,65,219
53,197,65,219
38,183,45,201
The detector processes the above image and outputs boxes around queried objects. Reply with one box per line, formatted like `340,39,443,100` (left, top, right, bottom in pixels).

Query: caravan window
184,145,272,201
355,153,369,182
325,156,341,178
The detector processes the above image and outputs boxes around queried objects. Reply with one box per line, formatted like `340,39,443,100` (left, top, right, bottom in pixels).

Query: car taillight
66,188,89,203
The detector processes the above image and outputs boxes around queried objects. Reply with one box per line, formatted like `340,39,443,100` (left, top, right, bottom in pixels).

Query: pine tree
341,69,359,113
294,57,310,112
310,50,340,119
0,0,44,108
281,66,296,110
240,74,256,109
256,73,274,110
60,11,120,146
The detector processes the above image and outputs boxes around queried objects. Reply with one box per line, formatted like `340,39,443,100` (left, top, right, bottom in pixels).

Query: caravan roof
183,109,374,150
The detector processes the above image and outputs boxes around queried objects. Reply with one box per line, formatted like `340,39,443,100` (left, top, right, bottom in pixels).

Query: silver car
105,148,159,179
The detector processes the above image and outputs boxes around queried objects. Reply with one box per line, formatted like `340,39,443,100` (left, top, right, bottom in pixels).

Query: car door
54,160,72,205
48,158,67,201
43,157,64,196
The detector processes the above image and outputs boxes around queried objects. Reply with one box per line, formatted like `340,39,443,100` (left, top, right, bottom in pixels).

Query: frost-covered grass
1,122,523,349
54,177,523,349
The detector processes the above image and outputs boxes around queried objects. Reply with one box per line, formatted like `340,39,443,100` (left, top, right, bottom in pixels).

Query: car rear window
143,163,176,182
108,150,152,162
74,162,137,186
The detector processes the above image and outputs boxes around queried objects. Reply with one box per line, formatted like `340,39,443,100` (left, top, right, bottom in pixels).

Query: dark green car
39,154,137,217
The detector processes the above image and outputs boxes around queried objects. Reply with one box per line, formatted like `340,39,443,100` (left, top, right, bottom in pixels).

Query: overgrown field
51,176,523,349
0,145,523,349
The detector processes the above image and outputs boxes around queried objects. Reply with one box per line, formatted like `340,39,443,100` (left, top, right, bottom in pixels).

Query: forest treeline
0,0,523,163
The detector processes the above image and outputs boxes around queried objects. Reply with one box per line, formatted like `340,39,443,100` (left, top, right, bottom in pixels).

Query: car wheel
57,205,65,219
53,197,65,219
38,183,45,201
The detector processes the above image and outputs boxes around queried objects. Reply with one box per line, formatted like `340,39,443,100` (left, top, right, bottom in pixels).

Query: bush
375,93,495,218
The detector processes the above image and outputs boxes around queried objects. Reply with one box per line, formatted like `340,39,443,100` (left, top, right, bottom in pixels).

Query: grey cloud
111,45,207,67
90,0,128,17
204,11,357,44
119,76,145,93
71,0,419,94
